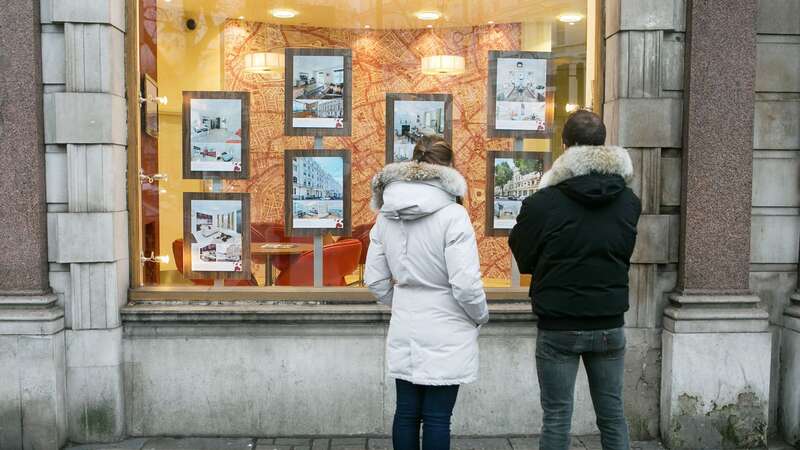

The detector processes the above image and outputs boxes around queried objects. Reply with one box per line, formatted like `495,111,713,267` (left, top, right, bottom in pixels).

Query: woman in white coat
365,138,489,450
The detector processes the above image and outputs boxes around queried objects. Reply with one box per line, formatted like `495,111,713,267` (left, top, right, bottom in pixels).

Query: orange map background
223,21,523,280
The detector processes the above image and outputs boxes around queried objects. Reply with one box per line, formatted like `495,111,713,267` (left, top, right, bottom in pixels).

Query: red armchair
351,223,374,285
274,239,362,287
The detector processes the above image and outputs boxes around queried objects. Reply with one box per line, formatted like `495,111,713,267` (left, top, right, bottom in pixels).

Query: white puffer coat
365,162,489,386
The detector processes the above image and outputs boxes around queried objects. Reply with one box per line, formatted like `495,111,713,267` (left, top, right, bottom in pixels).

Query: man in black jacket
509,110,641,450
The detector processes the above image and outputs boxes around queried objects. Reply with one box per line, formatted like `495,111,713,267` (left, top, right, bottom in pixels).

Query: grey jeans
536,327,630,450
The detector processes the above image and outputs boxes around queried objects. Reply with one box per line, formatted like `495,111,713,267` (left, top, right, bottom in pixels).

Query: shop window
132,0,601,295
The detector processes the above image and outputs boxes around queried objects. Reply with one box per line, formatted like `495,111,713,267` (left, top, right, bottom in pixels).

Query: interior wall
156,7,223,272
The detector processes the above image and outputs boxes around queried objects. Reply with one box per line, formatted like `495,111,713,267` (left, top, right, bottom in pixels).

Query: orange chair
274,239,362,287
172,239,257,286
351,223,374,284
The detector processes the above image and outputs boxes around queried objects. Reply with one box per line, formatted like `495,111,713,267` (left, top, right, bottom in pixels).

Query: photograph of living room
188,95,244,173
291,54,345,129
189,199,244,272
493,55,547,132
487,152,544,233
290,156,345,229
392,101,445,161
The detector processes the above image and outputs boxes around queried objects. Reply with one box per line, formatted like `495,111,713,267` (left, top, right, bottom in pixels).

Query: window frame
124,0,606,301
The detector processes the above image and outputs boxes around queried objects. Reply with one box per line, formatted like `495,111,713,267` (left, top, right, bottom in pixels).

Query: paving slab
509,437,539,450
141,438,255,450
274,438,312,446
366,438,392,450
64,438,149,450
451,438,512,450
254,445,290,450
329,437,366,450
311,439,330,450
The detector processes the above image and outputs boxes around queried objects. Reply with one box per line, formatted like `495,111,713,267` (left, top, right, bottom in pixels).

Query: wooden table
251,242,314,286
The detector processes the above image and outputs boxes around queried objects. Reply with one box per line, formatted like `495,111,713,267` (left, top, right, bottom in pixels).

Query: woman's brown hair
412,137,454,167
411,137,462,204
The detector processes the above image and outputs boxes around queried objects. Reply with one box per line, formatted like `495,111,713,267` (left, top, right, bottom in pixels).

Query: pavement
62,436,796,450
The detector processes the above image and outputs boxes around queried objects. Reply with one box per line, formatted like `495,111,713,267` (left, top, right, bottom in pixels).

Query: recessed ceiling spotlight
364,24,371,29
557,13,583,24
426,24,433,28
271,8,298,19
415,10,442,21
487,20,495,24
238,16,245,20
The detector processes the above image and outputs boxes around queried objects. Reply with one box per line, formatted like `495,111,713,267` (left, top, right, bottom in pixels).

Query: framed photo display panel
182,192,251,279
385,93,453,164
284,48,353,137
487,51,553,138
142,74,159,137
485,151,545,236
182,91,250,179
284,149,352,237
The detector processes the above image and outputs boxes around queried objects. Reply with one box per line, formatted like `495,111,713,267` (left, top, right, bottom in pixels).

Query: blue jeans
536,327,630,450
393,379,460,450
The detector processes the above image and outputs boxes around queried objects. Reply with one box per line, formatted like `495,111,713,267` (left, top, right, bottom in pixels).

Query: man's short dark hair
562,110,606,147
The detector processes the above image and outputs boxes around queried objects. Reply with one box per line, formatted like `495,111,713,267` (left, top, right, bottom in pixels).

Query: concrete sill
120,302,536,324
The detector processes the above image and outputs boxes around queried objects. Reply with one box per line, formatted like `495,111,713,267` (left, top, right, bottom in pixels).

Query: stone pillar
41,0,129,443
660,0,771,448
782,293,800,446
0,0,68,449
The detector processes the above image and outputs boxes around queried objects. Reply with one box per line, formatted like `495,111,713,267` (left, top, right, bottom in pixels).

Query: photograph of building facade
492,157,544,229
1,0,799,449
291,156,345,228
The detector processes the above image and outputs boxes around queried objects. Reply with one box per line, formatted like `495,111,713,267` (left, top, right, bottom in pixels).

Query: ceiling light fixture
271,8,298,19
421,55,465,76
415,10,442,21
238,16,245,20
426,24,433,28
244,52,285,74
364,25,371,29
557,13,583,24
487,20,495,24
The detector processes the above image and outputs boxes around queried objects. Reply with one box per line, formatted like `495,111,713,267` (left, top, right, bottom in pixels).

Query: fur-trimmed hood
538,145,634,189
370,161,467,219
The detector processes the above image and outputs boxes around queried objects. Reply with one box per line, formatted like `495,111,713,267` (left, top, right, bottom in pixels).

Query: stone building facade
0,0,798,449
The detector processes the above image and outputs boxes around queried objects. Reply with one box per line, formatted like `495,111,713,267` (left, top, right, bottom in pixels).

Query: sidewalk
62,436,795,450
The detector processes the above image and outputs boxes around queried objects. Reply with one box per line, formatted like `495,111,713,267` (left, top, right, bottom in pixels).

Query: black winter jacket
509,146,642,330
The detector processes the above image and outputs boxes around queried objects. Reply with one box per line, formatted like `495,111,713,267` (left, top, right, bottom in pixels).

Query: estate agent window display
132,0,596,294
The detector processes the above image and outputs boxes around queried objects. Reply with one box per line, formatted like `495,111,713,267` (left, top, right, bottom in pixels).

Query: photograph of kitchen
491,154,544,229
291,156,345,229
291,54,345,129
494,56,547,131
188,96,244,172
189,199,244,271
390,99,447,162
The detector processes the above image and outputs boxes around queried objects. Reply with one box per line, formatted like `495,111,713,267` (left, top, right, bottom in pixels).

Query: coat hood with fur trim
538,145,634,190
370,161,467,214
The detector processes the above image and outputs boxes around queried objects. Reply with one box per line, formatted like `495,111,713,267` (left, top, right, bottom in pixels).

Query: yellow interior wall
156,7,223,271
521,22,552,153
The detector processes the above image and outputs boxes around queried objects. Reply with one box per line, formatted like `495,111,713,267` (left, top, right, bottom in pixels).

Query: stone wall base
779,295,800,447
661,330,771,449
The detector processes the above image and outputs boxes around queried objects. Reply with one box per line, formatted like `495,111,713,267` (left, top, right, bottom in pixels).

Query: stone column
782,292,800,446
41,0,129,443
0,0,67,449
660,0,771,448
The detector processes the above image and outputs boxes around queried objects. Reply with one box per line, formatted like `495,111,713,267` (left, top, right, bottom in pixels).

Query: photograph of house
189,98,243,172
291,156,345,229
495,57,547,131
391,100,446,161
493,156,544,229
291,55,345,128
189,199,244,271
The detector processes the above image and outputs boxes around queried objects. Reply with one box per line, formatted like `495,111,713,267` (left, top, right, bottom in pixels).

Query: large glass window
132,0,601,294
